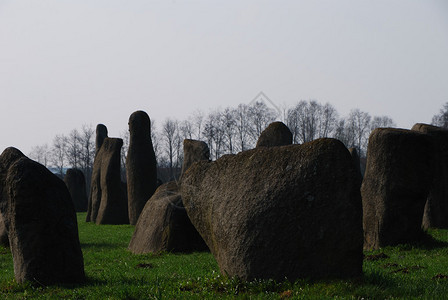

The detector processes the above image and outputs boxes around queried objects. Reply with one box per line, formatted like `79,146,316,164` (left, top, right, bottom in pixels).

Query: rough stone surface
255,121,293,148
412,123,448,229
0,147,85,285
126,111,158,225
128,181,207,254
91,138,129,225
361,128,435,250
182,139,363,281
0,213,8,247
86,124,108,222
64,168,88,212
180,139,210,180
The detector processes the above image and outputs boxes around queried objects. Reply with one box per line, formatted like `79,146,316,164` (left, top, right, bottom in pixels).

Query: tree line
29,99,403,182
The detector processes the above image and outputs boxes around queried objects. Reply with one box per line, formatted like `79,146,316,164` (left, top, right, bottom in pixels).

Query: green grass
1,213,448,299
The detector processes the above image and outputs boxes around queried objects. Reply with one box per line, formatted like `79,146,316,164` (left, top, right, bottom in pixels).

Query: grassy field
1,213,448,299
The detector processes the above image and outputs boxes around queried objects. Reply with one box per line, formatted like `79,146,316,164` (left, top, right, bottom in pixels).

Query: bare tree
234,104,253,152
221,107,237,154
370,115,396,130
192,110,204,140
203,111,226,160
432,102,448,128
29,144,50,167
248,101,277,141
162,118,179,179
52,134,67,176
345,109,372,157
65,129,82,169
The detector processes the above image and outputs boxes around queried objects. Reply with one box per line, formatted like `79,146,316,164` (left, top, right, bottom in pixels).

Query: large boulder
0,147,85,285
93,138,129,225
182,138,363,281
255,121,293,148
361,128,435,250
128,182,207,254
86,124,109,222
411,123,448,229
126,111,158,225
180,139,210,181
64,168,88,212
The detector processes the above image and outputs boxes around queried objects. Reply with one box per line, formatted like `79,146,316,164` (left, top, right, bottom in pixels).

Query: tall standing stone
86,124,108,222
95,124,108,156
0,213,8,247
182,139,363,281
0,147,85,284
94,138,129,225
361,128,434,250
180,139,210,180
411,123,448,229
126,111,158,225
64,168,88,212
256,121,293,148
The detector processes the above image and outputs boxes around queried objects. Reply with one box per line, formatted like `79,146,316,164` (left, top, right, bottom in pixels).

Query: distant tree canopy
432,102,448,129
28,99,397,182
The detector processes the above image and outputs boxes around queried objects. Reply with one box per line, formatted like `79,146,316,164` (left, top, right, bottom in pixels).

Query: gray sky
1,0,447,154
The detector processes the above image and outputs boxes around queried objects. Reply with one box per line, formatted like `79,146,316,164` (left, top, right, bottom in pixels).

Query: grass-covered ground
1,213,448,299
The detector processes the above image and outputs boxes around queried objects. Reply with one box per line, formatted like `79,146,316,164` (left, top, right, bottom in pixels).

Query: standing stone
0,213,8,247
256,121,293,148
348,147,363,187
0,147,85,284
94,138,129,225
64,168,88,212
361,128,434,250
182,138,363,281
86,124,109,222
126,111,158,225
180,139,210,180
411,123,448,229
128,181,207,254
95,124,108,156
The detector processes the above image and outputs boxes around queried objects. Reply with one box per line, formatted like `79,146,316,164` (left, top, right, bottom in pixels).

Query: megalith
91,138,129,225
182,138,363,281
361,128,434,250
128,181,207,254
180,139,210,180
0,147,85,285
126,111,158,225
0,213,8,247
348,147,363,187
64,168,88,212
411,123,448,229
256,121,293,148
86,124,109,222
95,124,108,156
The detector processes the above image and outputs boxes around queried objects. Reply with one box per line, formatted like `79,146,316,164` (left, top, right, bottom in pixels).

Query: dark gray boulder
255,121,293,148
64,168,88,212
361,128,434,250
94,138,129,225
411,123,448,229
182,139,363,281
128,181,207,254
86,124,109,222
0,147,85,285
126,111,158,225
180,139,210,181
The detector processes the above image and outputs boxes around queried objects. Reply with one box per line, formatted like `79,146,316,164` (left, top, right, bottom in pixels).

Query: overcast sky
1,0,447,154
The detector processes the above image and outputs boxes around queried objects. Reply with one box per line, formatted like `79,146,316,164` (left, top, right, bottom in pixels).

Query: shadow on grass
396,231,448,251
80,242,125,250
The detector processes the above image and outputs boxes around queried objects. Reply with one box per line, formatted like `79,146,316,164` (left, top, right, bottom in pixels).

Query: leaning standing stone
180,139,210,181
361,128,434,250
95,138,129,225
126,111,158,225
0,147,85,285
182,138,363,281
